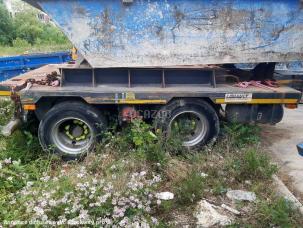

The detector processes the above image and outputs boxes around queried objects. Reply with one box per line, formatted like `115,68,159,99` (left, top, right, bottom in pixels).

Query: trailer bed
1,64,301,106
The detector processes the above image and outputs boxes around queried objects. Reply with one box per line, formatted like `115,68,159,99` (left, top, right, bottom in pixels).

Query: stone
155,192,174,200
226,190,256,202
221,204,241,215
195,200,232,227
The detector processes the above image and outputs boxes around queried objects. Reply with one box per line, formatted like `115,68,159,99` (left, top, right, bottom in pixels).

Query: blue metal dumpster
0,51,71,81
24,0,303,68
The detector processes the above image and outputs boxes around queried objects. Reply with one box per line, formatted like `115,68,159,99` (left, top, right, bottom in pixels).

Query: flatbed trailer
0,63,301,158
0,0,302,159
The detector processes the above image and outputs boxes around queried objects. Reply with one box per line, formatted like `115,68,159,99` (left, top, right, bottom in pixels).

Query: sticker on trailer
225,93,253,103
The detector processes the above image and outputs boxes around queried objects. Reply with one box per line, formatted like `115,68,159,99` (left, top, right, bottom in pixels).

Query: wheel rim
50,117,94,155
169,111,209,147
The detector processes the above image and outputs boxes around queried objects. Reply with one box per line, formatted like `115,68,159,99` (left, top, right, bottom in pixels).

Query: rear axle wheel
155,99,220,149
38,101,107,159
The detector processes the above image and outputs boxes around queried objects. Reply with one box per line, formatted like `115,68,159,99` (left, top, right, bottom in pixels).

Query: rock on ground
226,190,256,202
194,200,233,227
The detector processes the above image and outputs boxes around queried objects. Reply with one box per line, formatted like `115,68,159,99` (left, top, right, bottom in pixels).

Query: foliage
175,171,205,206
0,43,72,56
229,148,278,181
0,100,302,226
0,98,14,125
1,166,162,226
0,3,14,45
253,197,302,227
0,4,71,55
13,11,44,45
12,37,31,48
223,123,260,148
110,119,169,167
13,11,69,46
1,130,44,163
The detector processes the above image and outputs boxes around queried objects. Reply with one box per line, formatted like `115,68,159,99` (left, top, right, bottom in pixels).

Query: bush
0,3,14,45
0,5,71,52
110,119,169,167
12,38,31,48
223,123,260,148
1,130,44,163
0,98,14,125
13,11,44,45
175,171,205,206
229,148,278,181
254,197,303,227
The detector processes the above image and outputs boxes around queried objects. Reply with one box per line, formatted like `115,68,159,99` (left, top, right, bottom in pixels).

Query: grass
0,43,72,56
0,100,302,226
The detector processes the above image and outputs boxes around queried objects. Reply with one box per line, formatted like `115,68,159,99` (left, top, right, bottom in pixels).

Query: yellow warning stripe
215,98,298,104
117,99,167,104
0,91,12,96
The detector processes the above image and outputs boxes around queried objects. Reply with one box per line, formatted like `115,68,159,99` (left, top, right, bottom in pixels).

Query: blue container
24,0,303,68
298,142,303,156
0,51,71,81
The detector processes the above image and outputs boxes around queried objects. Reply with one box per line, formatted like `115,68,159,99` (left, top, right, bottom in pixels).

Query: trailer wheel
155,99,220,149
38,101,107,159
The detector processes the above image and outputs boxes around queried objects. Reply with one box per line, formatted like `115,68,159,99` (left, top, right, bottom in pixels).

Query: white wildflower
151,217,159,225
200,172,208,178
49,199,57,207
33,206,44,216
12,160,21,165
119,217,129,227
140,171,147,176
4,158,11,164
79,209,89,220
92,178,98,184
40,200,47,207
40,176,50,182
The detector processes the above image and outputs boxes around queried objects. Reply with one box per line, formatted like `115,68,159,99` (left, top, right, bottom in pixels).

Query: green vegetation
0,1,71,56
0,101,302,226
0,2,14,45
253,197,302,227
175,170,205,206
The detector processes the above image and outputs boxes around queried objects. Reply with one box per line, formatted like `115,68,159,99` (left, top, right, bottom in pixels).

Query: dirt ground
262,105,303,202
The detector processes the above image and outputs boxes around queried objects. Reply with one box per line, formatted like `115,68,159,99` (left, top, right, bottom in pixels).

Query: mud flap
225,104,284,124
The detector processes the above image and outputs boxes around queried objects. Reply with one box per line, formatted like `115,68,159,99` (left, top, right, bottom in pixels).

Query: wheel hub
63,120,90,141
169,111,209,147
51,117,94,155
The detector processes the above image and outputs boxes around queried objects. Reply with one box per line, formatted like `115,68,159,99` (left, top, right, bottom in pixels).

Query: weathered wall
27,0,303,68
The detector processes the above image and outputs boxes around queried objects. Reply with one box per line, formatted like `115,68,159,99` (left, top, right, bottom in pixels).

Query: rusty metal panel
22,0,303,68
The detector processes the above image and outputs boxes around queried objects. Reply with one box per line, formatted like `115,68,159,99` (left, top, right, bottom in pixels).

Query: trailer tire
38,101,107,159
155,99,220,149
